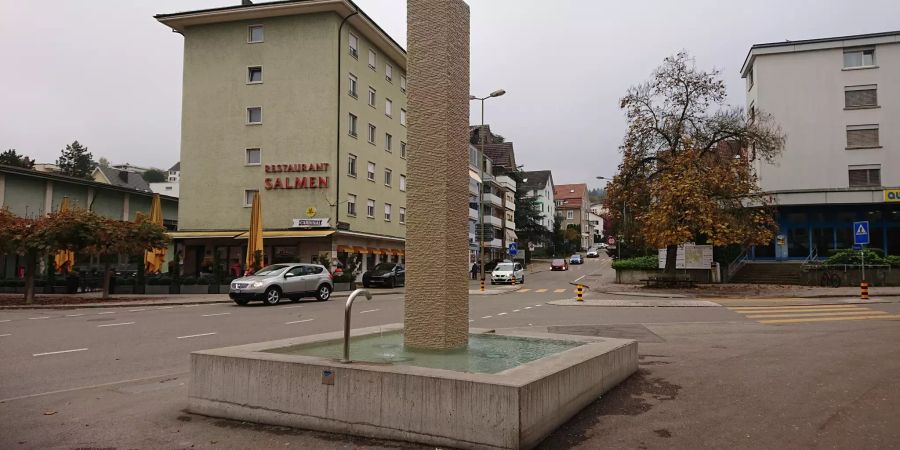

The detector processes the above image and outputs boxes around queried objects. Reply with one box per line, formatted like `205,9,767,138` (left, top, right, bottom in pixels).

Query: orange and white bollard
480,279,485,292
511,274,517,286
576,284,584,302
860,281,869,300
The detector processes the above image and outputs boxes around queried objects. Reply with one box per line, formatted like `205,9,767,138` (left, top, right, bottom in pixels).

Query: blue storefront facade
751,203,900,260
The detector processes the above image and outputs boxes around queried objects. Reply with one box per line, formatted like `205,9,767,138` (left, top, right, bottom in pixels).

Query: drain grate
547,324,665,343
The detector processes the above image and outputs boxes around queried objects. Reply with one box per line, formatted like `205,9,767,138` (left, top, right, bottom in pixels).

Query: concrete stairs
731,262,805,285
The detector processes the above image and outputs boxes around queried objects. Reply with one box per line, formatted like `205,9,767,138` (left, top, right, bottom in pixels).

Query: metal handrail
725,248,749,282
801,247,818,266
342,289,372,363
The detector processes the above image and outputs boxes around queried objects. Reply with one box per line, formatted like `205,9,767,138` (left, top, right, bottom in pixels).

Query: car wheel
520,275,525,284
263,287,282,305
316,284,332,301
233,298,249,306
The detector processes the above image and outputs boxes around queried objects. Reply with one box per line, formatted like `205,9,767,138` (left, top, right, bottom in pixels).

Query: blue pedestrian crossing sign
853,221,870,245
508,243,518,257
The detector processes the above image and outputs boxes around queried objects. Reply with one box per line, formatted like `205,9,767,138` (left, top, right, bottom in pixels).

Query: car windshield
571,255,580,258
552,259,565,264
495,263,515,272
373,263,396,271
255,264,290,276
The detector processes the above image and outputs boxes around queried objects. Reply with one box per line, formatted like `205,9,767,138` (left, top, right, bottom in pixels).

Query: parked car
363,262,405,288
598,243,608,249
570,254,584,265
586,248,599,258
229,263,333,306
551,259,569,271
491,262,525,285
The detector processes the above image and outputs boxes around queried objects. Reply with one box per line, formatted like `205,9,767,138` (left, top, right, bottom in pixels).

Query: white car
586,248,599,258
491,262,525,285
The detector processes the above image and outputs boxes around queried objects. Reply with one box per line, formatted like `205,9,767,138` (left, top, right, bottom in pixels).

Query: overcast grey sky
1,1,898,188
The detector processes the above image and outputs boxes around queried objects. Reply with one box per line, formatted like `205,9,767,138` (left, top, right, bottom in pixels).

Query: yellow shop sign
884,190,900,202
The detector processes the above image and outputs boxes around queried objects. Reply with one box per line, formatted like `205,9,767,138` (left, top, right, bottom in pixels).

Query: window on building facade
244,189,258,207
348,74,358,97
400,174,406,192
385,63,393,82
368,88,376,107
400,75,407,93
248,66,262,83
347,153,357,177
385,133,393,152
400,141,407,159
845,85,878,108
368,124,376,144
384,168,392,187
368,49,376,70
385,98,393,117
848,166,881,187
246,148,261,165
248,25,264,43
567,210,574,220
400,109,407,126
347,194,357,216
367,199,375,218
843,48,875,68
747,67,753,89
399,207,406,224
348,113,358,137
349,33,359,58
846,125,880,149
247,107,262,124
384,203,392,222
367,162,375,181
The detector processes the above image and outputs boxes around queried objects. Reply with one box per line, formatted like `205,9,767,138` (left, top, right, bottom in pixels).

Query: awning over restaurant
337,246,404,256
168,230,245,239
233,230,335,239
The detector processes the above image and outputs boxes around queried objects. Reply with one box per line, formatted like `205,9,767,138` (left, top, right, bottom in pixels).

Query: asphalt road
1,256,899,449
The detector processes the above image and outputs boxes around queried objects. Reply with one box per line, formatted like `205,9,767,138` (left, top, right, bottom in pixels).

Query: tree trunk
23,252,36,304
102,262,111,300
664,244,678,275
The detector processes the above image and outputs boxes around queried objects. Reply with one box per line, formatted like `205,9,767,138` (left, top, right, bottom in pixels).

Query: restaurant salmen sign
265,163,330,190
292,218,331,228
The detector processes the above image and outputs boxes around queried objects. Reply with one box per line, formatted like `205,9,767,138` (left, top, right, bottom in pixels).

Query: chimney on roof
118,170,129,183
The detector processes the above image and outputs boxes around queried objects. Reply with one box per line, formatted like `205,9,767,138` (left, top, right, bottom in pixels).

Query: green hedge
824,249,888,266
611,255,659,271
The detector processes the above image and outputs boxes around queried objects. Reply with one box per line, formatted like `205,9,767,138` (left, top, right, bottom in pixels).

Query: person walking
471,262,479,280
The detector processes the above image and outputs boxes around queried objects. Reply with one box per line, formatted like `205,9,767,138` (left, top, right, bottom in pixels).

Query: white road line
534,304,542,307
481,315,493,319
497,312,508,316
512,309,520,312
202,313,231,317
28,316,50,320
156,306,175,310
97,311,115,315
281,305,305,309
573,275,586,283
285,319,315,325
0,319,12,323
33,348,88,357
182,305,200,308
129,309,146,312
524,307,532,310
65,314,85,317
176,332,216,339
0,333,11,337
97,322,135,328
359,309,379,314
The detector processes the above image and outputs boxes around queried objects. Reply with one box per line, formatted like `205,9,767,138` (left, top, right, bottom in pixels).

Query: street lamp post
596,176,625,259
470,90,506,285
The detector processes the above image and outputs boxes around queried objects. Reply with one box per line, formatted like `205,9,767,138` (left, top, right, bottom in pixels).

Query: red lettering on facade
264,178,273,190
273,178,283,189
318,177,328,188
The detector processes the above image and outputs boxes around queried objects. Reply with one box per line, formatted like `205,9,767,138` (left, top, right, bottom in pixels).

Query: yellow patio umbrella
53,197,76,272
143,194,167,273
245,191,264,274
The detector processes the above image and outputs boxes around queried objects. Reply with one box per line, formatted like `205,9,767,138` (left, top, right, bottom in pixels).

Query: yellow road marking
731,307,867,314
554,289,567,293
758,314,900,324
730,304,865,310
535,289,548,293
518,288,532,293
746,311,887,319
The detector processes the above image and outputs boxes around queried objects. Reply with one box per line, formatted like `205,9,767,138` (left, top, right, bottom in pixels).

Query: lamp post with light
470,89,506,285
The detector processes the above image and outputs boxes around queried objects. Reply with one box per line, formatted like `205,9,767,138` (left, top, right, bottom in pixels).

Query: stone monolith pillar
404,0,470,350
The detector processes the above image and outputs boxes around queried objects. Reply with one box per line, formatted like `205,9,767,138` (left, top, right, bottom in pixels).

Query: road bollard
861,281,869,300
511,274,517,286
480,279,485,292
576,284,584,302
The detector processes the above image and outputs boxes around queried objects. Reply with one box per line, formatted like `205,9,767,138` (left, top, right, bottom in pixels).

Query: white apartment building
741,31,900,260
520,170,555,233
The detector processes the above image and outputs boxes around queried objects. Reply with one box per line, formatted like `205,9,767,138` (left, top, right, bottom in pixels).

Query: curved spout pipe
342,289,372,363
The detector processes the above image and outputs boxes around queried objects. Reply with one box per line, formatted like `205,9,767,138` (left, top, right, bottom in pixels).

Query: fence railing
725,248,749,282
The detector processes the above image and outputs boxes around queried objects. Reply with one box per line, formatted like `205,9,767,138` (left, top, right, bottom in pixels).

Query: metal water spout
342,289,372,363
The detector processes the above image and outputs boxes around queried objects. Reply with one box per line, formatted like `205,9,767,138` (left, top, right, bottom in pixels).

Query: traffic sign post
854,221,870,291
508,243,518,258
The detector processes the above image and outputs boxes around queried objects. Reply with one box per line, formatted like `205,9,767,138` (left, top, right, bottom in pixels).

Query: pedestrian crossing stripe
731,306,865,314
745,310,888,319
554,289,567,293
517,288,532,293
728,304,900,325
758,314,900,324
535,289,548,293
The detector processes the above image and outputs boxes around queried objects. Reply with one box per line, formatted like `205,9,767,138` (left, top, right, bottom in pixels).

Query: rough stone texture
187,325,638,450
404,0,471,349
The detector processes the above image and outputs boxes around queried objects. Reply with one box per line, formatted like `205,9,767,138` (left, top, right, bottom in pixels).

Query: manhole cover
548,324,665,343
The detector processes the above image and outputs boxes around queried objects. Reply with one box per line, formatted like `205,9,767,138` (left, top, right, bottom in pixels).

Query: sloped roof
481,142,516,170
96,166,151,192
169,161,180,172
554,183,587,208
520,170,552,191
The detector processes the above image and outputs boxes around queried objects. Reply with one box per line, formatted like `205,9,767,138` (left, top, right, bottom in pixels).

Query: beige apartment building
555,183,592,250
156,0,407,276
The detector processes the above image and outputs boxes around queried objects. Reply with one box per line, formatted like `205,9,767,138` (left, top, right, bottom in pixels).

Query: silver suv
229,263,333,306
